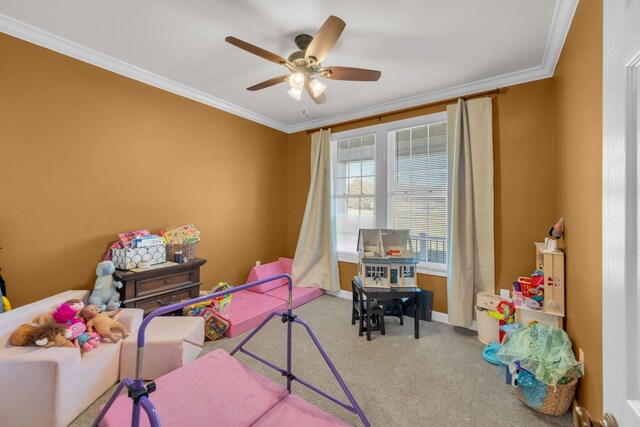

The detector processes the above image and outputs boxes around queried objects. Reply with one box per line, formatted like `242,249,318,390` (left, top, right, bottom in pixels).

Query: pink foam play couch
222,258,324,338
100,349,350,426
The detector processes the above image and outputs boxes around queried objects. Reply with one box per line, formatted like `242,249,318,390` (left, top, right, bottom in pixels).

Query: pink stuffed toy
53,301,100,352
66,320,100,352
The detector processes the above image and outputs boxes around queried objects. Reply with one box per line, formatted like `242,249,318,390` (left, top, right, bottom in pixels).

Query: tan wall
286,79,555,314
0,34,289,307
551,0,603,417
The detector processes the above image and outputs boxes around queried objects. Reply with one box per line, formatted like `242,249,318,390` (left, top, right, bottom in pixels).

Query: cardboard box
112,244,166,270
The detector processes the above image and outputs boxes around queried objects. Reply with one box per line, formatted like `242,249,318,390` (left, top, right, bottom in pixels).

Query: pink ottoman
222,290,287,338
265,285,325,309
254,394,351,426
100,349,350,427
120,316,204,380
246,258,292,293
101,349,289,427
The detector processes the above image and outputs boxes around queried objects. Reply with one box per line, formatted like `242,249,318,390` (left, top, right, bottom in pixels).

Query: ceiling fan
225,15,381,104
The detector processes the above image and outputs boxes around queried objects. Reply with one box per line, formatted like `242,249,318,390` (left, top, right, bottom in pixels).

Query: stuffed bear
90,261,123,312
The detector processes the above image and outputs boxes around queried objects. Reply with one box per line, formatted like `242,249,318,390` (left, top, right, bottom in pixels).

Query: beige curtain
292,129,340,291
446,98,495,327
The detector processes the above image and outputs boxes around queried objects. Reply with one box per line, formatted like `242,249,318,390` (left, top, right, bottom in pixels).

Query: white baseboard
331,290,352,299
329,289,477,331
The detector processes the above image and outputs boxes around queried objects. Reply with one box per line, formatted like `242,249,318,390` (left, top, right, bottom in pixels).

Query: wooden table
352,279,421,341
114,258,207,316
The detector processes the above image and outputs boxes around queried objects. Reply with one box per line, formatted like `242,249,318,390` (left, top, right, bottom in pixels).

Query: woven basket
516,376,578,416
166,242,198,261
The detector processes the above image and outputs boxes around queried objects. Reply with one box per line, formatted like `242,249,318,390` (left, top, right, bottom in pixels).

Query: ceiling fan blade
247,75,289,91
305,82,327,104
305,15,346,63
225,36,287,65
319,66,382,81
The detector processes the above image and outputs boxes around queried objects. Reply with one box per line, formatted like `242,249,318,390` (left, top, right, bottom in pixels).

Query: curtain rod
305,87,502,134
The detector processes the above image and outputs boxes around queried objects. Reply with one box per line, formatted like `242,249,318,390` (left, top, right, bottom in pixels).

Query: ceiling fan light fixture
288,87,302,100
288,73,305,90
309,78,326,97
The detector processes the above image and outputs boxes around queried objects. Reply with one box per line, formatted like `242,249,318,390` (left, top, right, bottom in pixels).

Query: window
334,134,376,253
331,112,447,275
365,266,387,279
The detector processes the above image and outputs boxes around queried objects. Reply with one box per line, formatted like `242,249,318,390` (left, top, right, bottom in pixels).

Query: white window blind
389,122,447,266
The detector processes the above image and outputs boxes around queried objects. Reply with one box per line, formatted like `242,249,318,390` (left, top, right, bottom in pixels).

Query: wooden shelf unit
515,243,564,328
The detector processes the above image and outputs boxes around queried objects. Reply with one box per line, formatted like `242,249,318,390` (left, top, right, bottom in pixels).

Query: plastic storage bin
476,306,500,345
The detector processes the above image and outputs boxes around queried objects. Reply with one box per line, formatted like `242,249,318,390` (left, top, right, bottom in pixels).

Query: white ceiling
0,0,577,133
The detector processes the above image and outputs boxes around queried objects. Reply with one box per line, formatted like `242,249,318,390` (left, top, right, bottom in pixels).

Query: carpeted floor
71,295,572,426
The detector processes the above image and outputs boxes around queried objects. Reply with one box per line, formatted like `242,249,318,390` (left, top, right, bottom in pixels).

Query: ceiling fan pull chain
302,89,309,118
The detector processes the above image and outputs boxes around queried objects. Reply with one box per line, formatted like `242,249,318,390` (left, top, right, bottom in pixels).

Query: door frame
603,0,640,423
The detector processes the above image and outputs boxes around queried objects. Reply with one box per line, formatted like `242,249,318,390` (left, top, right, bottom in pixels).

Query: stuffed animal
9,322,75,348
52,301,100,352
33,323,75,348
30,298,85,327
9,323,39,346
90,261,122,312
82,304,129,342
66,320,100,352
52,300,84,325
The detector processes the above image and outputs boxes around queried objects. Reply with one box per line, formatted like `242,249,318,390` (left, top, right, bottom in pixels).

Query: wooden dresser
114,258,207,316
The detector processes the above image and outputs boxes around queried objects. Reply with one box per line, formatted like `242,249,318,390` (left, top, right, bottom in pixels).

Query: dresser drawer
133,285,199,316
136,271,194,297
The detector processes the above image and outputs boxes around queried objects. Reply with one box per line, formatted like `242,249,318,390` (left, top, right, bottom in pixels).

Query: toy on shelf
513,242,565,328
118,229,151,249
81,304,129,342
545,217,564,251
108,228,167,269
163,224,201,261
90,261,123,312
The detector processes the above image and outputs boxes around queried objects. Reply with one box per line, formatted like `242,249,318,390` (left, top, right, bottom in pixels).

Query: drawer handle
164,279,170,284
157,296,177,306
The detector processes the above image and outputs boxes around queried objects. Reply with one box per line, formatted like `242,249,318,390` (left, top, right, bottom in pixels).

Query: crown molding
288,0,579,133
540,0,579,77
0,1,578,135
0,13,290,133
285,65,552,133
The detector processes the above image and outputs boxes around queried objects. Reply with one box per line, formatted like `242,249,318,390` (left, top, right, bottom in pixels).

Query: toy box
111,244,166,270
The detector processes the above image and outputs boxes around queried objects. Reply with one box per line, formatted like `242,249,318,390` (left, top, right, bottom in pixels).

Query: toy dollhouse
357,229,419,287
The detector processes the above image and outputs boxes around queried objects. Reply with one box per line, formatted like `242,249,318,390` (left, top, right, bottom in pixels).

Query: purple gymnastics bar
92,273,370,427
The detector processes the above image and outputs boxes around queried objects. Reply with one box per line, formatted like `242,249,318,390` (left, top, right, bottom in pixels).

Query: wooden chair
381,298,404,325
352,282,385,338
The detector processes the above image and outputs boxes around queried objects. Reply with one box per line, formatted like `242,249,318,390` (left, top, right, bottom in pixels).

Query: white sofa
0,290,143,427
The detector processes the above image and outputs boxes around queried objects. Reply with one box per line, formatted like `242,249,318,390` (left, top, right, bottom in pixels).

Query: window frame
331,111,448,277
